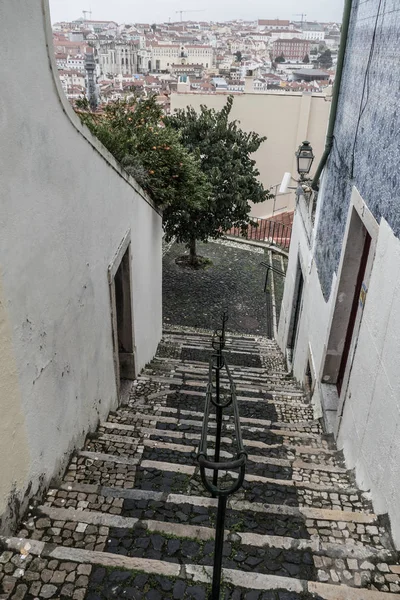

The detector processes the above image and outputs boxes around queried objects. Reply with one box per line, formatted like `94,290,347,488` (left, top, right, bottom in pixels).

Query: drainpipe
311,0,353,190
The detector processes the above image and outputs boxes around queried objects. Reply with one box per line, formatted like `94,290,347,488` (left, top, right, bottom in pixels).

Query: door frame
108,230,136,403
287,253,305,358
321,187,378,435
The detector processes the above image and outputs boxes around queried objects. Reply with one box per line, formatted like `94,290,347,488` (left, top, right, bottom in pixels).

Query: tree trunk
189,237,197,265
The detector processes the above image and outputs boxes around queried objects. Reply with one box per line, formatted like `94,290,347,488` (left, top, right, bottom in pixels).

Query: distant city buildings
272,38,311,62
51,14,340,104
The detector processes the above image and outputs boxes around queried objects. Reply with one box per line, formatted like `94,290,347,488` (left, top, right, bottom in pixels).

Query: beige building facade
171,89,331,218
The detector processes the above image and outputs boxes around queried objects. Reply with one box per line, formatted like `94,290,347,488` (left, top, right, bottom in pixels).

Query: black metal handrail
227,217,292,251
196,311,247,599
260,260,286,293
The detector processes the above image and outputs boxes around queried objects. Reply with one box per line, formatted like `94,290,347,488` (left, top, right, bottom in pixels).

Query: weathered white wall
279,188,400,548
171,92,331,218
337,218,400,545
0,0,162,532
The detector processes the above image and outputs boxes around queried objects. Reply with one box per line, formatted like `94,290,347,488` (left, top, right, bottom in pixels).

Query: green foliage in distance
165,95,271,261
75,95,209,214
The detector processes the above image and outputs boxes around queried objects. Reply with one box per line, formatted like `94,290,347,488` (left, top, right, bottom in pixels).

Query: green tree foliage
274,54,285,63
75,95,270,266
319,48,333,69
303,53,310,64
234,50,243,62
75,96,209,213
165,96,271,262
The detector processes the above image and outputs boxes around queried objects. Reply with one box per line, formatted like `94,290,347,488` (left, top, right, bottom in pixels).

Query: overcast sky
49,0,344,25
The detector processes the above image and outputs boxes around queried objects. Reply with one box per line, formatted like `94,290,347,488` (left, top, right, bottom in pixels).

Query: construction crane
82,10,92,22
175,9,205,22
293,13,307,29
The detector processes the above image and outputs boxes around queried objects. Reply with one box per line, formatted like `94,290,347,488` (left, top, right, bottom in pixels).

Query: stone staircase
1,328,400,599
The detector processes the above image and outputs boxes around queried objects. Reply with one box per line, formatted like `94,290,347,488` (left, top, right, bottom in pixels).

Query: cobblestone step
106,416,333,448
99,422,344,468
3,329,400,599
16,506,395,589
2,536,400,599
153,355,289,377
120,408,323,435
139,374,304,397
66,451,366,511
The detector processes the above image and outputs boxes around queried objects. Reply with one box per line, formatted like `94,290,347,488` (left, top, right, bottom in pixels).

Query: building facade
258,19,292,31
272,38,311,61
278,0,400,549
0,0,162,534
97,41,139,76
149,44,214,72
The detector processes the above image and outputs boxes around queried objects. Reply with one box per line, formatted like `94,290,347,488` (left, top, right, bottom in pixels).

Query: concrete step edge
2,536,398,599
32,504,393,563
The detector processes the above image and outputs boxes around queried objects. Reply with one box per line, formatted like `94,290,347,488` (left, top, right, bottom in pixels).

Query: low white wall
279,194,400,547
0,0,162,532
171,92,331,218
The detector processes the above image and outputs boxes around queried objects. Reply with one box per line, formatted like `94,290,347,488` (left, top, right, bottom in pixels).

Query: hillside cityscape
52,14,341,108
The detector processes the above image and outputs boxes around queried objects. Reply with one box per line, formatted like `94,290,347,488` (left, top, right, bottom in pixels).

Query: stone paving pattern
1,327,400,599
163,241,270,336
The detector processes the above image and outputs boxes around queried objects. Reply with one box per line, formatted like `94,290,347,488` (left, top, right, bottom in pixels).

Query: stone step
121,408,323,434
32,497,395,562
39,480,390,547
142,372,303,396
3,536,400,598
86,434,346,477
138,374,303,396
100,422,340,465
68,448,363,509
17,506,396,589
103,421,333,453
153,355,288,376
159,392,314,422
106,417,333,449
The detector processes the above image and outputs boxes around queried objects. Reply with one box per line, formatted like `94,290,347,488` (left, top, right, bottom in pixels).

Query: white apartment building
58,70,86,92
66,54,86,72
302,29,325,41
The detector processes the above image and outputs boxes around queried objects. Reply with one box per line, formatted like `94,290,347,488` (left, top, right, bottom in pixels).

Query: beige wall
171,91,331,218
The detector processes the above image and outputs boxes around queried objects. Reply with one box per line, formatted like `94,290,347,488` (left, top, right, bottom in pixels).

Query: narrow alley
1,241,399,599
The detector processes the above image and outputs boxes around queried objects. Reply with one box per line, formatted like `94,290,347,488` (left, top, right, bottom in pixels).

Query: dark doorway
322,208,373,398
288,260,304,351
111,245,136,391
337,231,371,395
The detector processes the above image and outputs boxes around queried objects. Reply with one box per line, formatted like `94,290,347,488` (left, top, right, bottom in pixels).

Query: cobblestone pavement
1,329,400,599
163,240,271,336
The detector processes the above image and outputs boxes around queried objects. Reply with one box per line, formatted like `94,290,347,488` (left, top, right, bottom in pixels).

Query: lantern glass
296,141,314,175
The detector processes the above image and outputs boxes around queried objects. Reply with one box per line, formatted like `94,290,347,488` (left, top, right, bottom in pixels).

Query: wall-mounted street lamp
279,140,315,202
295,140,315,179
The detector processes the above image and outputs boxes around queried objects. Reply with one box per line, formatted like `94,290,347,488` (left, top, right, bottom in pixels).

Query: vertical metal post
210,495,227,600
213,340,222,492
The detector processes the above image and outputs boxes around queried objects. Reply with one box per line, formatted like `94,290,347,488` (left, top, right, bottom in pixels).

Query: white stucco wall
0,0,162,532
337,218,400,545
171,92,331,218
278,187,400,548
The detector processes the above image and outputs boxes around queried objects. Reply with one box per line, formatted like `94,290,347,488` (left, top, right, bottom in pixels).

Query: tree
165,96,272,264
275,54,285,63
303,53,310,64
319,49,332,69
234,50,243,63
75,95,209,215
